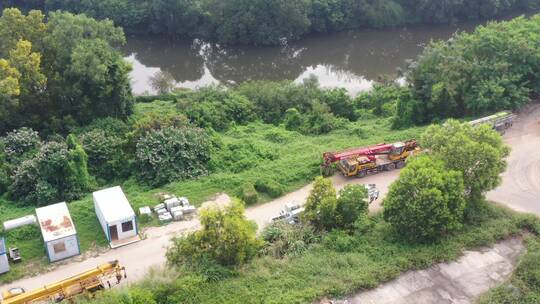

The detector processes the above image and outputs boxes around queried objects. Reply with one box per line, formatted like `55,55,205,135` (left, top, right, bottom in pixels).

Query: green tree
383,155,466,242
421,120,509,204
0,8,133,134
167,199,261,266
302,176,338,231
336,184,369,230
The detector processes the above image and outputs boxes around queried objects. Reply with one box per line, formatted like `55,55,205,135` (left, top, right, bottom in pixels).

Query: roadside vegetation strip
80,204,540,304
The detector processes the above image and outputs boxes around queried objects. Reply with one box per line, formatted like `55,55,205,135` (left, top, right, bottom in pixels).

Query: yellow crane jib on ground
1,260,126,304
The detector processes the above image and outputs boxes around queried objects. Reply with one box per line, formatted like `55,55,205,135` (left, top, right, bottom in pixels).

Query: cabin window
121,220,134,232
53,242,66,254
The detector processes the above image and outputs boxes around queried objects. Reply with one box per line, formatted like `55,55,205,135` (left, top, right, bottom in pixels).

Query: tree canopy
0,8,133,135
421,120,509,203
5,0,538,45
383,155,466,242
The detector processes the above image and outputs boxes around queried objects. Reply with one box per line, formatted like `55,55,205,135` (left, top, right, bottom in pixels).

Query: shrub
261,221,318,258
321,88,356,120
383,155,466,242
336,184,369,230
180,87,255,131
302,176,338,231
80,129,129,181
322,230,357,252
136,126,211,187
166,200,261,267
2,127,41,164
254,179,284,198
9,138,91,206
210,139,278,173
301,101,342,135
284,108,304,131
238,183,258,205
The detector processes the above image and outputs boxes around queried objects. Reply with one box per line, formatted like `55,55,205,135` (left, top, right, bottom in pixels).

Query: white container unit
93,186,139,248
0,238,8,274
35,202,80,262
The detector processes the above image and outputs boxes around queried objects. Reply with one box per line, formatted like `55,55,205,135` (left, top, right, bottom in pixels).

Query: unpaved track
487,103,540,214
2,105,540,293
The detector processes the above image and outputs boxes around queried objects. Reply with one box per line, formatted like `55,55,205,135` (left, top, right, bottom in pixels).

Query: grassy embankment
85,204,540,304
0,100,424,284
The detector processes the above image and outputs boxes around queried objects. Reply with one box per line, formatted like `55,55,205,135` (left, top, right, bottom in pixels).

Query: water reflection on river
122,16,519,95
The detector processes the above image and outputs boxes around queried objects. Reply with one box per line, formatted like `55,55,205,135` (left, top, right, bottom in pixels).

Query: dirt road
2,105,540,293
487,104,540,214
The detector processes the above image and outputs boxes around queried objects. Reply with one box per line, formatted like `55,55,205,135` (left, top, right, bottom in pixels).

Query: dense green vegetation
0,99,423,284
3,0,539,45
79,118,535,303
397,14,540,126
79,203,540,304
0,8,132,135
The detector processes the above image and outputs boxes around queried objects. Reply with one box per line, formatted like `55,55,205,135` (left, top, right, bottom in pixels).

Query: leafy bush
80,129,129,181
302,176,338,231
9,138,91,206
238,183,258,205
2,127,41,164
301,101,344,135
399,15,540,125
180,87,255,131
210,139,278,173
236,78,320,124
284,108,304,131
321,88,356,120
254,179,284,198
167,200,261,267
261,221,318,258
322,230,357,252
336,184,369,230
136,126,211,187
383,155,466,242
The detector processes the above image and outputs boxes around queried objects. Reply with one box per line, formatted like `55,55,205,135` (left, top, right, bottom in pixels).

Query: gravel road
2,104,539,293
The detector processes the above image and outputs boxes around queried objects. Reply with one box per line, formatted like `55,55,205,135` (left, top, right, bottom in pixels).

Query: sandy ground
2,105,540,293
486,103,540,214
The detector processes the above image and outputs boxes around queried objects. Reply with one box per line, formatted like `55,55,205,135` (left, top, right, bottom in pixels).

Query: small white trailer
35,202,80,263
93,186,140,248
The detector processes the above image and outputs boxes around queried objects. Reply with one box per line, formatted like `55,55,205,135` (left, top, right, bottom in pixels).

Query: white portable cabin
93,186,139,248
0,238,8,274
35,202,80,262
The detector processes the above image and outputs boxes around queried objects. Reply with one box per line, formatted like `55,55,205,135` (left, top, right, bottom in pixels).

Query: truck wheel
357,170,367,178
396,161,405,169
385,163,396,171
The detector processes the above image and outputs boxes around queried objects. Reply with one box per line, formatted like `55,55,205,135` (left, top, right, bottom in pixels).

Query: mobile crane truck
321,139,420,177
1,260,126,304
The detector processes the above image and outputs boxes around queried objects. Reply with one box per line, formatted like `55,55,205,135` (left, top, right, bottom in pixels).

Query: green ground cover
0,100,424,284
82,204,540,304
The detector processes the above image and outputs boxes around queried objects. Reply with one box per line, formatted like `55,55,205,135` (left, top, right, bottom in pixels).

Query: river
123,12,533,96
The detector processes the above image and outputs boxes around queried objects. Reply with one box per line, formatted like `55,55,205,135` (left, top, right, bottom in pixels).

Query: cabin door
109,225,119,241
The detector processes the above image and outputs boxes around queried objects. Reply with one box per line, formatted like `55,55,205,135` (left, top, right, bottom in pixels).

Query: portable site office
0,238,8,274
35,202,80,262
93,186,140,248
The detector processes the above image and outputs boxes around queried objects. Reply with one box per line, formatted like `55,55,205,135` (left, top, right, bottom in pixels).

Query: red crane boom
322,143,395,167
